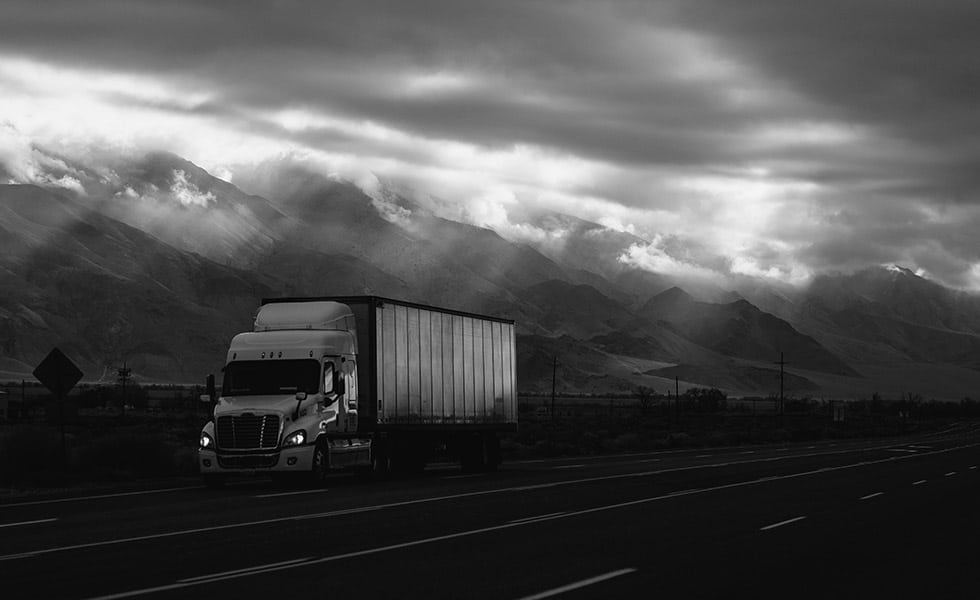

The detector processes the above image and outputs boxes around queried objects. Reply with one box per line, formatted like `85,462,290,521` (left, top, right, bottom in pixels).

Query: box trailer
198,297,516,484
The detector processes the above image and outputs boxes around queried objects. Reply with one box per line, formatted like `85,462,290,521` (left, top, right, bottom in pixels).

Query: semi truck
198,296,517,485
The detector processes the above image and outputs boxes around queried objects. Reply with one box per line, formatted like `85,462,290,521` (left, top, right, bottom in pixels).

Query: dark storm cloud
0,0,778,169
3,0,980,288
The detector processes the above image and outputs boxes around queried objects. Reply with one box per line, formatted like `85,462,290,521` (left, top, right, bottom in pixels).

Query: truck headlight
199,432,214,450
283,430,306,447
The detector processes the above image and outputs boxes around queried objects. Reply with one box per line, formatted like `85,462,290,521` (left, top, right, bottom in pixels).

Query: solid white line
0,487,197,509
0,518,57,529
84,441,980,598
760,516,806,531
913,480,927,486
886,448,917,453
254,489,329,499
636,458,661,463
860,492,884,500
552,464,586,470
442,474,485,480
179,557,312,583
695,454,712,458
515,568,637,600
945,472,957,477
16,440,980,564
508,512,567,524
740,451,755,455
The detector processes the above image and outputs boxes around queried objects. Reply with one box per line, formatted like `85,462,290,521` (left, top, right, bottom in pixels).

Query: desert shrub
611,432,643,451
79,432,176,478
0,426,66,484
667,432,693,447
769,428,792,442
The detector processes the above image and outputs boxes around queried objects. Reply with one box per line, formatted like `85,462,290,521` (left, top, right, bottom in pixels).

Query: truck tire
390,438,426,474
370,439,390,478
311,440,330,483
482,433,500,472
460,435,485,473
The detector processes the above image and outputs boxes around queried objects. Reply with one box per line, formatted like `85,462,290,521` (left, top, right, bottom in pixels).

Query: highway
2,423,979,599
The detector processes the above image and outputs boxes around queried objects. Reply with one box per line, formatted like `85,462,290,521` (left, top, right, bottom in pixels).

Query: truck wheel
370,440,390,478
311,440,329,484
460,435,485,473
482,434,500,473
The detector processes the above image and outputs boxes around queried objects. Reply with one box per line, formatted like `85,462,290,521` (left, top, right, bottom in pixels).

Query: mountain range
3,150,980,400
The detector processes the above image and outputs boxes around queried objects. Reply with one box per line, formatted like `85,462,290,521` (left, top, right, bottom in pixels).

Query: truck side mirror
199,394,212,404
334,370,346,396
205,373,216,403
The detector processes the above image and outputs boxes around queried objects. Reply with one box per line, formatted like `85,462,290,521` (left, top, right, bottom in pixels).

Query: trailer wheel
370,439,390,478
482,433,500,473
460,435,485,473
311,440,329,484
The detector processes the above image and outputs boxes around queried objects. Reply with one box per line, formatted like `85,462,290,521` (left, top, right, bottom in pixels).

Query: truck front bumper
199,445,315,474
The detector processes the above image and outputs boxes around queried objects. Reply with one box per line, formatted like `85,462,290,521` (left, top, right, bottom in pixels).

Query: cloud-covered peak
2,1,980,290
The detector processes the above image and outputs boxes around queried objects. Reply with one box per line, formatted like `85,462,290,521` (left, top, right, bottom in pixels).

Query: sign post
33,348,84,470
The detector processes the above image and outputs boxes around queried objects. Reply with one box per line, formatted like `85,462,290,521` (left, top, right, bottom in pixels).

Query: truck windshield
222,360,320,396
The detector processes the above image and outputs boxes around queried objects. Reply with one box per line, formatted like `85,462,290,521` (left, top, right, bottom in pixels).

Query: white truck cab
198,301,370,485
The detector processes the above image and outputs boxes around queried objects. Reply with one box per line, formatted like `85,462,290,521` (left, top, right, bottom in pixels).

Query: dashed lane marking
515,568,637,600
860,492,884,500
913,480,927,485
760,516,807,531
254,489,329,499
0,518,58,529
179,558,313,583
508,512,568,524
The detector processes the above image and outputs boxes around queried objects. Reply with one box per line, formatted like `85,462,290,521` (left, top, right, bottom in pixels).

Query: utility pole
675,376,680,425
117,361,131,418
551,355,557,423
774,352,787,416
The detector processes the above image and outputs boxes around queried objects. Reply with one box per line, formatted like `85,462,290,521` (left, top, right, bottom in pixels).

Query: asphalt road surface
2,423,979,599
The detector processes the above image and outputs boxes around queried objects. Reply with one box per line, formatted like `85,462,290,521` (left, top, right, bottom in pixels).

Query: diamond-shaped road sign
33,347,84,398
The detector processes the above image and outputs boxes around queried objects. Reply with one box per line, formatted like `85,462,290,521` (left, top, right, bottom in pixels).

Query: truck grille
217,454,280,469
216,414,280,450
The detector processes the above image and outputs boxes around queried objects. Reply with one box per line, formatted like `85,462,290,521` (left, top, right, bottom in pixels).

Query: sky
2,0,980,290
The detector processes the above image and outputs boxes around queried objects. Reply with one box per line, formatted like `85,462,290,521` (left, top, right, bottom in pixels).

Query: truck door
342,358,357,432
